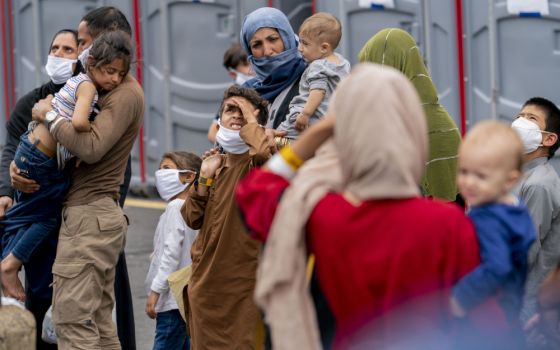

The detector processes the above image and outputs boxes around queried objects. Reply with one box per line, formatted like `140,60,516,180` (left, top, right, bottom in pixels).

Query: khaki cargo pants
52,197,127,350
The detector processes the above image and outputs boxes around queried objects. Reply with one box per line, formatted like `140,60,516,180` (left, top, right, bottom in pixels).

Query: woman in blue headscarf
241,7,307,129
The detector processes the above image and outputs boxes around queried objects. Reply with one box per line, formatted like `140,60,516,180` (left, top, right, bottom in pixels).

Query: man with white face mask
182,85,270,349
511,97,560,333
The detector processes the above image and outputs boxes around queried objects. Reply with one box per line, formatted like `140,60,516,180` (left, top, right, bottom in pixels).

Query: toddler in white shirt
145,151,201,350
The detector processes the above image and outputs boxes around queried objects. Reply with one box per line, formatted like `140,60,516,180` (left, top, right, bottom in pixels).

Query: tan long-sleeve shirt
182,123,270,349
51,75,144,206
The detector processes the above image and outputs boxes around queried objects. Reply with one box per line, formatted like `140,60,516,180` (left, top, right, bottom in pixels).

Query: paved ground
123,198,166,350
4,198,171,349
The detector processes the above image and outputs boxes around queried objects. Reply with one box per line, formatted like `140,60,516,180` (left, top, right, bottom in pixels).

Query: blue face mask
249,47,301,81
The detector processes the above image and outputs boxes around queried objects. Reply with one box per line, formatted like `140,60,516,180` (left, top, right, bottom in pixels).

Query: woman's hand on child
31,95,54,123
9,161,40,193
295,112,310,131
145,291,160,319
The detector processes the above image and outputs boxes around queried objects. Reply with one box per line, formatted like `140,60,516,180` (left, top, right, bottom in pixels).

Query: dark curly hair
219,85,269,125
87,30,133,76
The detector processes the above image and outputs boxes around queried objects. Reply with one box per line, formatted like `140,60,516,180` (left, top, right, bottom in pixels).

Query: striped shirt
51,73,98,120
51,73,98,170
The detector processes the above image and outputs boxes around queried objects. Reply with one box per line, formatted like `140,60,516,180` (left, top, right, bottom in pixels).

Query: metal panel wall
315,0,462,127
141,0,234,180
425,0,461,127
315,0,424,63
272,0,312,31
463,0,560,126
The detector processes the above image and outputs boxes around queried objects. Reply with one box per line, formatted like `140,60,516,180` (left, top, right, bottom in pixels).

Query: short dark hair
223,43,248,70
219,85,269,125
87,30,133,76
49,29,78,54
523,97,560,158
160,151,202,179
81,6,132,39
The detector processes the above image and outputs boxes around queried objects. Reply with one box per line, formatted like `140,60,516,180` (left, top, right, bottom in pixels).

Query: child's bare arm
72,81,96,132
295,89,326,131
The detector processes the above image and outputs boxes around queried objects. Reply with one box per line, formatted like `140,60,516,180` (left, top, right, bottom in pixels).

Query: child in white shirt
145,151,201,350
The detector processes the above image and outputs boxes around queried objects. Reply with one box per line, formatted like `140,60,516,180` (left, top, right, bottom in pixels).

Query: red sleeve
235,169,290,242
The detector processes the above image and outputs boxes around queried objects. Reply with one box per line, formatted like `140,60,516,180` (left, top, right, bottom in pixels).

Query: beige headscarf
255,64,427,349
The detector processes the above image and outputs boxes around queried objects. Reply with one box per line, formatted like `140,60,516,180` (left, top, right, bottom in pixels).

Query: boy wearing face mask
223,42,255,86
511,97,560,326
145,151,201,350
182,85,270,349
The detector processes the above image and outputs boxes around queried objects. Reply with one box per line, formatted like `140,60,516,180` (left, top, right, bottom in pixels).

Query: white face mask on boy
511,117,545,154
45,56,77,84
155,169,193,201
215,123,250,154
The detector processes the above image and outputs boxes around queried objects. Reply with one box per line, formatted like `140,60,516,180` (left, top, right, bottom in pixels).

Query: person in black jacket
0,28,79,350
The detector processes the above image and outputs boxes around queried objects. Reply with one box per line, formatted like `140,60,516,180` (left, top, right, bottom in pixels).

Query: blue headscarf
240,7,306,102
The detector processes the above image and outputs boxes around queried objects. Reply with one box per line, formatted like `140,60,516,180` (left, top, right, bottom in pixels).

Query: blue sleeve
452,207,514,310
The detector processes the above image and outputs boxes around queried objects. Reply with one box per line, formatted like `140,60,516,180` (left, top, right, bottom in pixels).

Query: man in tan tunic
183,85,270,349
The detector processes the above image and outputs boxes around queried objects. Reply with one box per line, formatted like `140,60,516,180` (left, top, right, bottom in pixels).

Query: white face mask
512,117,544,154
235,71,254,86
45,56,77,84
155,169,193,202
216,123,250,154
78,46,91,70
